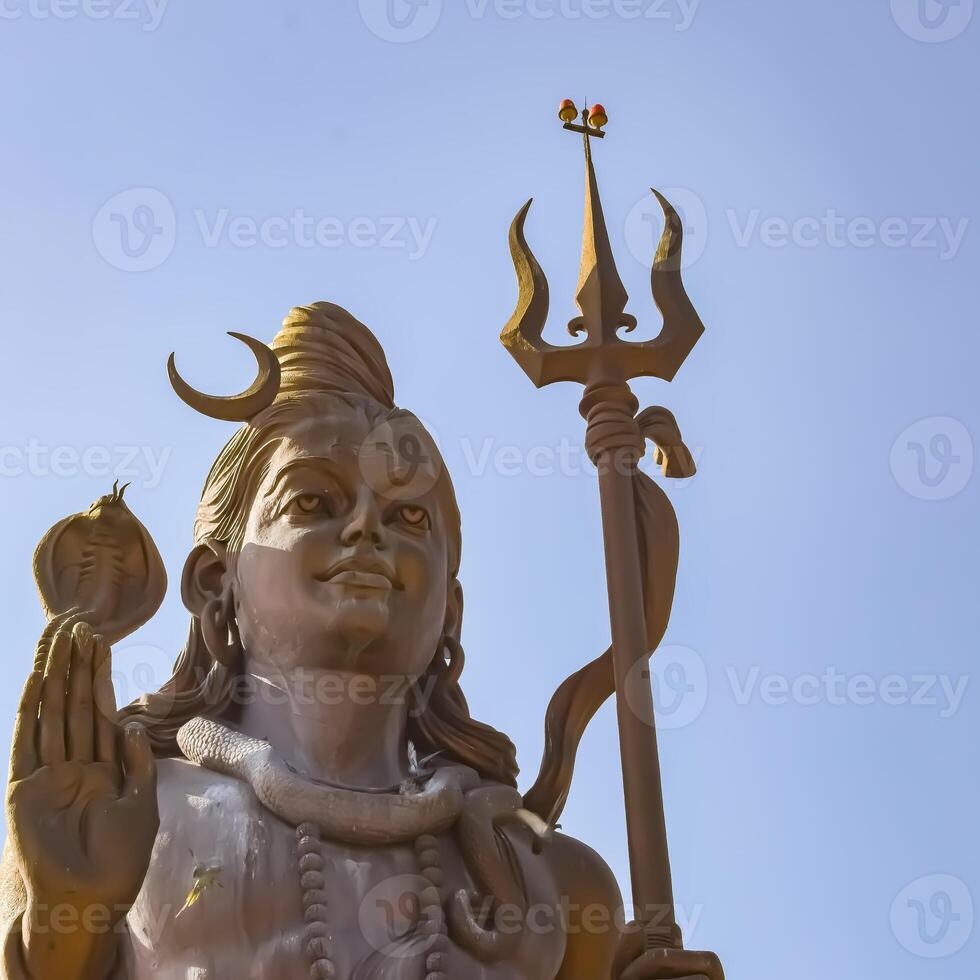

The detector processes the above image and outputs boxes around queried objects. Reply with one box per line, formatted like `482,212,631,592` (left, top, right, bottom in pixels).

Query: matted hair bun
272,302,395,408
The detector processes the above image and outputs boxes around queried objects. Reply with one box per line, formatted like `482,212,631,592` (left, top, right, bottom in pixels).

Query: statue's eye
289,493,330,516
396,504,430,531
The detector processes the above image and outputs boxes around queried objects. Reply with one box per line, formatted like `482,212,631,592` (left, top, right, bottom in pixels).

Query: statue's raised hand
6,621,158,976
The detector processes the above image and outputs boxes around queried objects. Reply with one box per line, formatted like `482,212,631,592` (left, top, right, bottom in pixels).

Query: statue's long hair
119,390,519,789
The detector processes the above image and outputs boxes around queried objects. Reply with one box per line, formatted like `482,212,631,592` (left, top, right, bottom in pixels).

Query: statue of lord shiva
1,301,720,980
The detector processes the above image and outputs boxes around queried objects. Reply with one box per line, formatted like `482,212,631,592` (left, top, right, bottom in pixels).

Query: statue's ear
180,541,230,616
444,578,464,644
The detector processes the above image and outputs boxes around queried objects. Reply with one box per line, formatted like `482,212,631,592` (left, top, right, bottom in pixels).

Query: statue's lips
315,558,402,591
322,569,393,591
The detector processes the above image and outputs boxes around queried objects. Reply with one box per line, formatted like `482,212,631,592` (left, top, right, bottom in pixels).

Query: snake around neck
176,715,479,845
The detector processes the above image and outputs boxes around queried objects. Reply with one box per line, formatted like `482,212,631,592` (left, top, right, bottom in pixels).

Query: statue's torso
120,759,567,980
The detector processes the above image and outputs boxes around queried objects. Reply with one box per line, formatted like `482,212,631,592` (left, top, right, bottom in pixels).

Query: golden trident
500,101,724,978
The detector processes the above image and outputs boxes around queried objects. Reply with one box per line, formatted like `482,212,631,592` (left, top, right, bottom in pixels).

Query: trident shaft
500,105,704,948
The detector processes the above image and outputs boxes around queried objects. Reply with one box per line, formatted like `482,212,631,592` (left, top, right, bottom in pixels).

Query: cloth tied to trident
500,102,723,976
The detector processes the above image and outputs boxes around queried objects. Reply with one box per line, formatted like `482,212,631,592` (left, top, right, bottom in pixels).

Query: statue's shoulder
542,830,622,909
537,830,623,977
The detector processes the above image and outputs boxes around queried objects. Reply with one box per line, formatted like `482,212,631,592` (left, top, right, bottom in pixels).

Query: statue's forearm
4,909,122,980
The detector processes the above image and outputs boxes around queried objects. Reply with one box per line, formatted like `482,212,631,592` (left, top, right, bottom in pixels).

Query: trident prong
501,105,704,389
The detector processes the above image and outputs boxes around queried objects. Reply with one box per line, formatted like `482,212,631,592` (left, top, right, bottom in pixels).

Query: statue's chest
122,762,563,980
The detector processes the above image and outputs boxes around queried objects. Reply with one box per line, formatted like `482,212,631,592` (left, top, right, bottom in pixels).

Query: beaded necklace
296,823,450,980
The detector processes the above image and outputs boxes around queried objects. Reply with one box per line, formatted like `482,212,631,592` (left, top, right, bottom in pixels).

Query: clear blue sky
1,2,977,977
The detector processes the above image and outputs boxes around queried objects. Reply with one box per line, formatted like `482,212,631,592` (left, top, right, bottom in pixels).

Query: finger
39,627,72,766
66,623,95,762
92,635,118,765
8,670,44,781
120,724,157,803
620,950,724,980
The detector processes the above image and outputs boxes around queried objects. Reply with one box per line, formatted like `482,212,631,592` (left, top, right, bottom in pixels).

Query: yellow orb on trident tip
558,99,578,123
589,103,608,129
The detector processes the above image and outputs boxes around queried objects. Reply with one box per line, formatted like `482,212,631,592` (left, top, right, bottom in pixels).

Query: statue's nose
339,495,385,548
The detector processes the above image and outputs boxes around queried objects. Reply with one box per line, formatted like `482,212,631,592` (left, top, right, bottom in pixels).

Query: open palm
6,622,158,920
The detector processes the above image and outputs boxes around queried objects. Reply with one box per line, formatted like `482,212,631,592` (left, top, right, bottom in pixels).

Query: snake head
33,483,167,645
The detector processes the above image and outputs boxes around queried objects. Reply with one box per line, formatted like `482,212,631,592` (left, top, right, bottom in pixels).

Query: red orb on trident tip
558,99,578,123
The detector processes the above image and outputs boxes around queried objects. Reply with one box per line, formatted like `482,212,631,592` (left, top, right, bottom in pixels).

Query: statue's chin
333,594,391,634
317,600,394,669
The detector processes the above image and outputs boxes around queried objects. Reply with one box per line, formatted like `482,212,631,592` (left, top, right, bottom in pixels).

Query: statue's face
231,407,453,681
